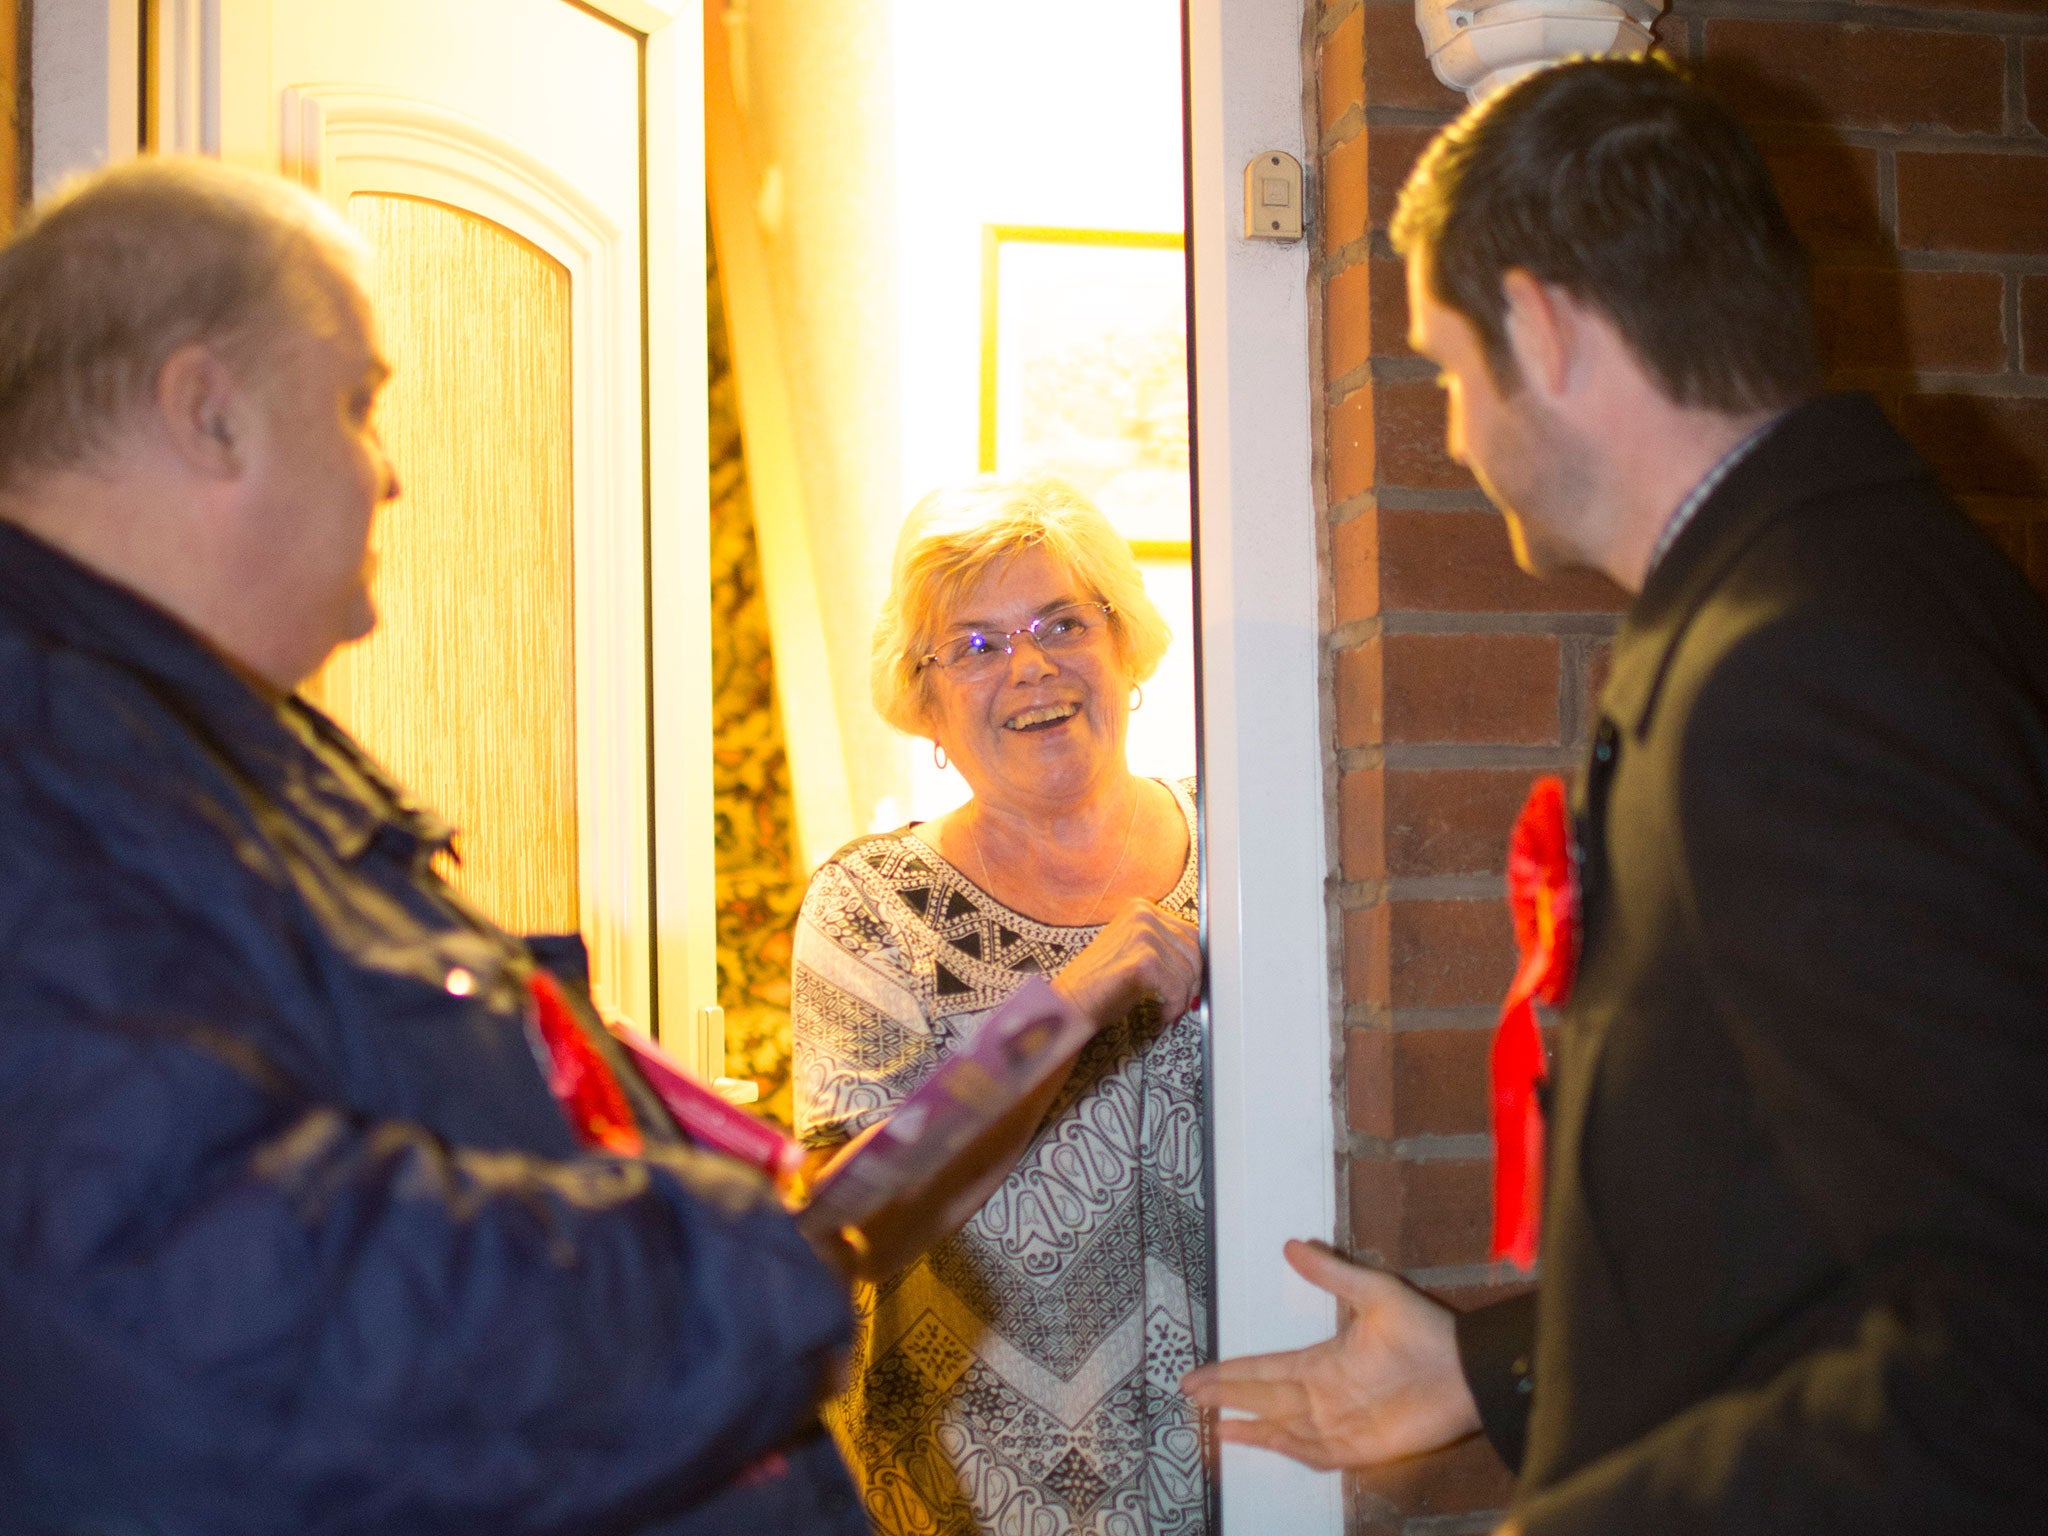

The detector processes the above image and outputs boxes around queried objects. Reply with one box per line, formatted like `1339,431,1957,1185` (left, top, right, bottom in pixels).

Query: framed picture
979,225,1190,560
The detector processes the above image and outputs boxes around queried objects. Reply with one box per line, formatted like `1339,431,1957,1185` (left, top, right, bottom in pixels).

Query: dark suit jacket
1456,394,2048,1533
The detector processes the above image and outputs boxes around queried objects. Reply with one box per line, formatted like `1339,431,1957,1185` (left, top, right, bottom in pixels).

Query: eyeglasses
920,601,1116,673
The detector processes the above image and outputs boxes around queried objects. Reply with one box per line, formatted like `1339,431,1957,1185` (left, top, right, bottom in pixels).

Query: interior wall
1315,2,2048,1532
721,0,906,847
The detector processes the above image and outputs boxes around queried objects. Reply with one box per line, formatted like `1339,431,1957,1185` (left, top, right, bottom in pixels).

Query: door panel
254,0,653,1028
304,194,579,935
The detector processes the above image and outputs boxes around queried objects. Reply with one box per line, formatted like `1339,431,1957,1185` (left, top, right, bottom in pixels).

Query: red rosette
528,969,644,1157
1491,775,1580,1270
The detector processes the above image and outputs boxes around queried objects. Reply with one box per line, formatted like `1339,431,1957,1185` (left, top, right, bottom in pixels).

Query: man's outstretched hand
1179,1239,1483,1471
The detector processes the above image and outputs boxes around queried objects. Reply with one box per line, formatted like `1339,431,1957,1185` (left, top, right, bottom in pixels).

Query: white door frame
36,6,1343,1527
1187,1,1342,1530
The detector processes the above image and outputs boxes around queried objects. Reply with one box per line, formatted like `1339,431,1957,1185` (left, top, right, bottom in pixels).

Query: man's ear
1499,268,1578,400
155,343,247,479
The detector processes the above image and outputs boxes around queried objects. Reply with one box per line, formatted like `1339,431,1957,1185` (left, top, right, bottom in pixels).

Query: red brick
1383,632,1560,745
1341,765,1387,882
1898,153,2048,256
1704,21,2003,137
1342,1507,1404,1536
1335,636,1384,748
2031,40,2048,137
1379,508,1628,613
1760,141,1886,257
1362,0,1465,114
1367,123,1437,236
1583,637,1614,741
1326,259,1374,385
2023,277,2048,376
1346,895,1516,1012
1844,0,2048,13
1385,766,1535,878
1433,1279,1536,1314
1329,383,1376,504
1353,1427,1516,1516
1370,255,1411,360
1812,267,2006,375
1350,1153,1493,1268
1651,7,1689,60
1375,377,1467,491
1391,1026,1493,1137
1347,1025,1394,1136
1328,257,1415,382
1323,130,1368,255
1897,395,2048,499
1319,4,1363,140
1333,509,1381,626
1390,897,1515,1009
1344,900,1392,1008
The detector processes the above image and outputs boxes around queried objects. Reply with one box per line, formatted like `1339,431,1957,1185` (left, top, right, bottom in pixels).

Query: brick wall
1310,1,2048,1532
1686,2,2048,589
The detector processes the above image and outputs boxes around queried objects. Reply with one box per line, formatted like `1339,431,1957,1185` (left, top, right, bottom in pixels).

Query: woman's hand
1052,899,1203,1024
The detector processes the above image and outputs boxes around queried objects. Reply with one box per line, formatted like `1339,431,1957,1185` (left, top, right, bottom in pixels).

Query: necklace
965,782,1143,927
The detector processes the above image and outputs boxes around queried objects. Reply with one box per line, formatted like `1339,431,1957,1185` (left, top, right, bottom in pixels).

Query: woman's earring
1129,685,1144,713
934,742,948,770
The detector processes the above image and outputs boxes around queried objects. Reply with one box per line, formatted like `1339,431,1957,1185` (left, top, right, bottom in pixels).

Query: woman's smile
1003,701,1080,732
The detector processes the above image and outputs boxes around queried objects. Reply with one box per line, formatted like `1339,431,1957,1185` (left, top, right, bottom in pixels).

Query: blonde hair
0,156,367,491
870,474,1173,738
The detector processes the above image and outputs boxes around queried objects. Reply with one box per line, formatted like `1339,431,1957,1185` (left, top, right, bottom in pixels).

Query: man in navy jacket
0,157,864,1532
1184,59,2048,1534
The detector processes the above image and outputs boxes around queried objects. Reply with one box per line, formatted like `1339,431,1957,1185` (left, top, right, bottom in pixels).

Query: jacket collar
0,518,448,862
1600,393,1937,738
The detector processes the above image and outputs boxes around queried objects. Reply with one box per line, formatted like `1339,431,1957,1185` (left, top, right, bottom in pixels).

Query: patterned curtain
708,240,805,1126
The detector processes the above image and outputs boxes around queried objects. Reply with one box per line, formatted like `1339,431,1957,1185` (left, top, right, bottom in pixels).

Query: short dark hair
1391,56,1820,414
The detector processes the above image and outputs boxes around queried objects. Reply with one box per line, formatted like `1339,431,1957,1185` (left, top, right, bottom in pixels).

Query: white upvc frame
38,8,1343,1527
1188,0,1343,1531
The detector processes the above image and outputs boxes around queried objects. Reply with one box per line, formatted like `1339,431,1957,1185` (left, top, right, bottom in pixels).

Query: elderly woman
792,476,1209,1536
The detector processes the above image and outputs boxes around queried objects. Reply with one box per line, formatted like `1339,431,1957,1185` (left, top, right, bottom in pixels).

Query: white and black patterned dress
793,777,1210,1536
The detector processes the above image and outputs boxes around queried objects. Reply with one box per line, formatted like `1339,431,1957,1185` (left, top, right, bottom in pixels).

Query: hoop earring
934,742,948,770
1129,685,1144,713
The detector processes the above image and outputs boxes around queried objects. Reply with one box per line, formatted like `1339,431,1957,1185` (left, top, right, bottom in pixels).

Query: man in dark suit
1183,57,2048,1533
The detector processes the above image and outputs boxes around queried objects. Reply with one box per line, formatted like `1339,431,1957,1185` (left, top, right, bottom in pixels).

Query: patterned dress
793,778,1210,1536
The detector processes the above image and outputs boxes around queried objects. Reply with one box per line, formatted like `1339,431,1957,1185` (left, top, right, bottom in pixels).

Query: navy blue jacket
0,520,866,1535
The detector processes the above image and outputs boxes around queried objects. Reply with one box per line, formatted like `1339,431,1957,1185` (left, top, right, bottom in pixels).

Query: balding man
0,159,863,1534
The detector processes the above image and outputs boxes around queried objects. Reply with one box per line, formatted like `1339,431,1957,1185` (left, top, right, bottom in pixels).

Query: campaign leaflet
611,975,1092,1234
609,1024,806,1185
794,976,1093,1237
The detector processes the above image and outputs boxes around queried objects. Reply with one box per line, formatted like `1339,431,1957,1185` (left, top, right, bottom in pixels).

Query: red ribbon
1491,775,1579,1270
528,969,643,1157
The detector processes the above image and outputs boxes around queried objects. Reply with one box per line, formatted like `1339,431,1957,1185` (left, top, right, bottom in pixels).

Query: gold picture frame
978,224,1191,563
